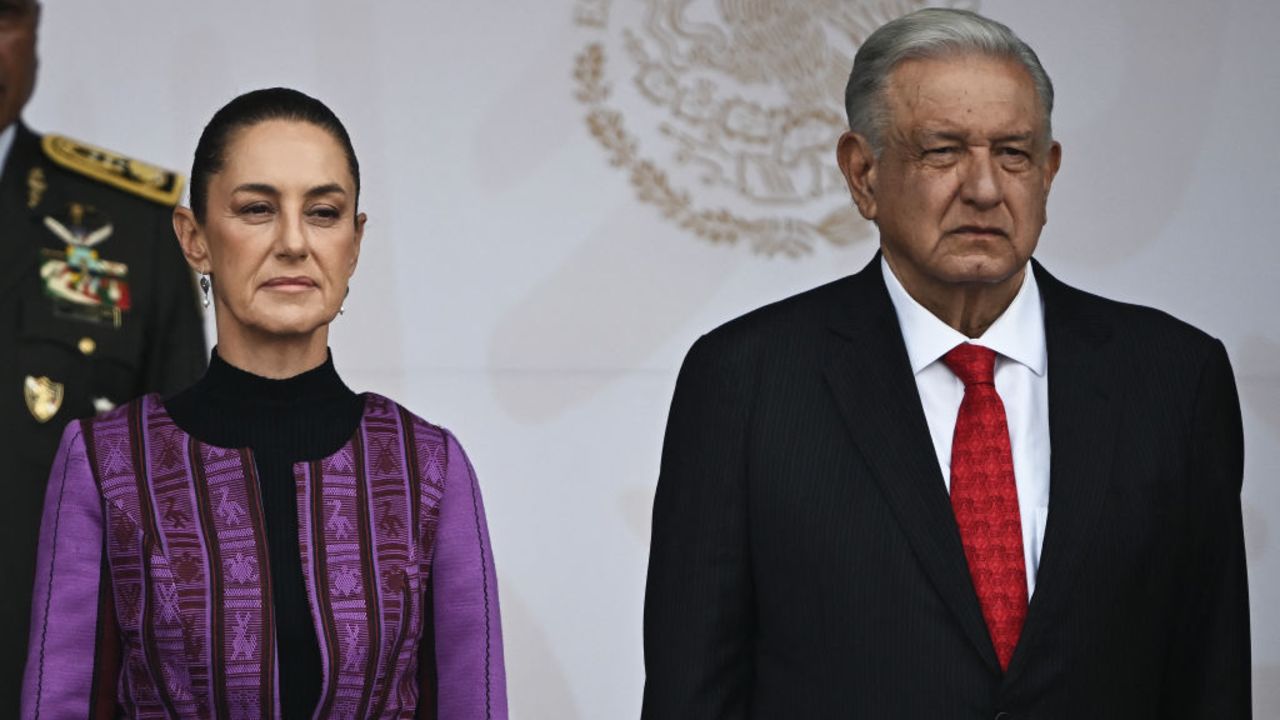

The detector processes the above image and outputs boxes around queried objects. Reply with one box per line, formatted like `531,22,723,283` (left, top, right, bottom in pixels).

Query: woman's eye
308,207,341,220
241,203,272,216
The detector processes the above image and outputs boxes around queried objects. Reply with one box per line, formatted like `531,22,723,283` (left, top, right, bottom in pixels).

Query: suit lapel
822,257,1000,672
1003,260,1121,684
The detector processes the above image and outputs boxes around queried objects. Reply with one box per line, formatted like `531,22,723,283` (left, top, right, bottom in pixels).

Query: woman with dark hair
20,87,507,719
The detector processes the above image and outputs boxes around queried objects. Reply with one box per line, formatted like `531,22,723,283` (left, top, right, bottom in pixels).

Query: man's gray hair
844,8,1054,153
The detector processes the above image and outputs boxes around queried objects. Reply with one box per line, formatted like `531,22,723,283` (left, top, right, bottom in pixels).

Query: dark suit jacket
642,255,1250,719
0,122,207,715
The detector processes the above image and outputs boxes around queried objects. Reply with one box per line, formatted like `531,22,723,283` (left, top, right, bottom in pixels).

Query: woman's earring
199,273,211,308
340,286,349,316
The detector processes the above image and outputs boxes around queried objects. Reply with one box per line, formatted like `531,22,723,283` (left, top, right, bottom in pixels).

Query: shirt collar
881,254,1047,377
0,123,16,176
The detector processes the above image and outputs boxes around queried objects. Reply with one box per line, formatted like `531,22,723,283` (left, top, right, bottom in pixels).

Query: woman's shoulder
359,392,465,450
358,393,475,485
77,393,161,435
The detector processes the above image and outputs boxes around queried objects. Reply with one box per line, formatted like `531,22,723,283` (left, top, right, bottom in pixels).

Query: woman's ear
349,212,367,277
172,206,212,273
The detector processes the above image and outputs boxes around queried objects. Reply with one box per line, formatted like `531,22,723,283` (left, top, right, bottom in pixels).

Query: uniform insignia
42,134,184,205
27,166,46,208
24,376,64,423
39,202,132,327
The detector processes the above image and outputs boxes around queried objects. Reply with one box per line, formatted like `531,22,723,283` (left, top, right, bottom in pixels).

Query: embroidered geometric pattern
944,343,1027,671
78,393,447,718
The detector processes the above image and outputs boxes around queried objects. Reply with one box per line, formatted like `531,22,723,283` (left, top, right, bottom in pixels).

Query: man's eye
925,147,958,155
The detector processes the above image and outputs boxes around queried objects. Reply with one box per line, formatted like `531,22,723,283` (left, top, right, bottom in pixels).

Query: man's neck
883,254,1026,339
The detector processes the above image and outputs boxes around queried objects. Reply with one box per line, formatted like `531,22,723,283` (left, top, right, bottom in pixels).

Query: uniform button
78,336,96,355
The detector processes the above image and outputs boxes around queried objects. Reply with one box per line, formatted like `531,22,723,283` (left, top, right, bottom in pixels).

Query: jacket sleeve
426,430,507,719
1161,338,1251,718
138,205,207,396
21,422,120,719
642,333,755,719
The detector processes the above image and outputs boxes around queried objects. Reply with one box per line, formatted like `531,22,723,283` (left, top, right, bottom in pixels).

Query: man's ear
1044,140,1062,192
1039,140,1062,224
837,131,879,221
172,206,211,273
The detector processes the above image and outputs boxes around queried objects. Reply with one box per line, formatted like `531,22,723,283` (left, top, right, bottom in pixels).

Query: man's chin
934,257,1027,287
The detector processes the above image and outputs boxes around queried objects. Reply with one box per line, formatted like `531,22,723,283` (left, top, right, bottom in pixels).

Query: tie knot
943,343,996,386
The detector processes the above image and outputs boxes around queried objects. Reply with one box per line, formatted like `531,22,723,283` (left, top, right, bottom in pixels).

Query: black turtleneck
165,349,365,719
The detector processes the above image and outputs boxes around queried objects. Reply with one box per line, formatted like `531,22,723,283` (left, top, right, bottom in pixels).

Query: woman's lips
261,277,318,292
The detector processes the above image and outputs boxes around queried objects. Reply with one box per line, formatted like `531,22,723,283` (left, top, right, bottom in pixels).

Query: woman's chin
241,312,331,340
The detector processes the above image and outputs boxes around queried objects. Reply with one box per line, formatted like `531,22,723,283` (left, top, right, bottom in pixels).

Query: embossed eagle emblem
573,0,977,256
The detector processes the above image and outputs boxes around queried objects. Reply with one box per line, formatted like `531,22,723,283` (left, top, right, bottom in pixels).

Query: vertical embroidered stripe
190,439,229,720
128,402,181,719
402,412,430,717
353,429,382,717
146,400,207,717
368,404,416,718
84,413,142,719
238,449,276,720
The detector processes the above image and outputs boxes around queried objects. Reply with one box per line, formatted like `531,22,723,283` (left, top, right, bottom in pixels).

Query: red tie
943,343,1027,671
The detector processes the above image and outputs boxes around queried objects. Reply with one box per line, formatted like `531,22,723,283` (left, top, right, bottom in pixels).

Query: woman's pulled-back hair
188,87,360,223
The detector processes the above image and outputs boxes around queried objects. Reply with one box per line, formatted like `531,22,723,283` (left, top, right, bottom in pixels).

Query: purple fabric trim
20,393,507,720
433,429,508,719
20,423,99,719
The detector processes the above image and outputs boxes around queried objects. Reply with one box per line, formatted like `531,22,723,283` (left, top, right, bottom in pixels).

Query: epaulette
41,134,184,206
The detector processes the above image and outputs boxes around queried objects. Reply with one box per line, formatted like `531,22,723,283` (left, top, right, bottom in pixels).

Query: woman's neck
164,347,362,456
215,325,331,379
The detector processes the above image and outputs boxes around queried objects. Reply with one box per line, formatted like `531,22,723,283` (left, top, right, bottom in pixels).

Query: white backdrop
27,0,1280,716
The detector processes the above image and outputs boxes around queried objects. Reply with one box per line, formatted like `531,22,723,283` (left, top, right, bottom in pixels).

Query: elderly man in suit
642,8,1250,719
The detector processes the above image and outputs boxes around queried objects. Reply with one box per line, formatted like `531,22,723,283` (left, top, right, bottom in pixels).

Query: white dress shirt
0,123,16,175
881,257,1050,597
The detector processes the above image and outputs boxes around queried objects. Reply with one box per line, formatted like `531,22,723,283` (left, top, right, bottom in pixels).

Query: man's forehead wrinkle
881,56,1050,156
916,123,1037,140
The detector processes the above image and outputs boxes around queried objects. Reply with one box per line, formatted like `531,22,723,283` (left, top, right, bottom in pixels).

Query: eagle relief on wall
572,0,977,257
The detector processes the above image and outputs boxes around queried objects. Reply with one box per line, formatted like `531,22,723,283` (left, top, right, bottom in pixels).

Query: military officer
0,0,207,712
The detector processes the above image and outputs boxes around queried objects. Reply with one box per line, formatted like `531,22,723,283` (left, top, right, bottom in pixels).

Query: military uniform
0,122,206,712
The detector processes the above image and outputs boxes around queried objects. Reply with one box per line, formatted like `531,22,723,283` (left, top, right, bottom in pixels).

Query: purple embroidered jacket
21,393,507,719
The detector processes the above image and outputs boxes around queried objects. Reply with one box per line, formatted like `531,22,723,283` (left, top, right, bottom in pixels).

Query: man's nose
959,150,1003,209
